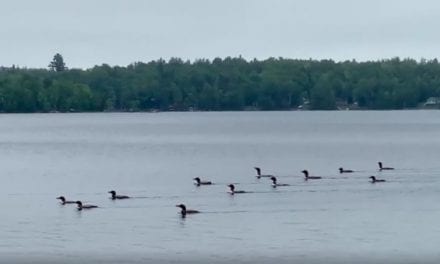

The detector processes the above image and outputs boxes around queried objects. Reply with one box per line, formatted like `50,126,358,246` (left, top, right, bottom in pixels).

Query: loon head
369,176,376,181
339,167,343,173
75,201,83,207
56,196,66,202
176,204,186,211
227,184,235,192
378,162,383,169
254,167,261,176
193,177,201,184
270,176,277,184
301,170,309,177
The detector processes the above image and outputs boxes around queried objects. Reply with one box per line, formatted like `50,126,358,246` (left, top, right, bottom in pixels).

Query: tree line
0,55,440,113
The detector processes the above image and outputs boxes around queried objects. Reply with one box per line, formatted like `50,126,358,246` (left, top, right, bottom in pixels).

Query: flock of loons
57,161,393,217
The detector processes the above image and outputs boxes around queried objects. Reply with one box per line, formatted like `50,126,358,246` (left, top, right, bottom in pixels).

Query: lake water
0,111,439,263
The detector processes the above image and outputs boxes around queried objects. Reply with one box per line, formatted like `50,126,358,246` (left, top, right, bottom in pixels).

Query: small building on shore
423,97,440,108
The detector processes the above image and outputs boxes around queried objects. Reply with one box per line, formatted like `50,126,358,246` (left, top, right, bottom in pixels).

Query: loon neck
108,191,117,199
177,205,187,215
254,167,261,176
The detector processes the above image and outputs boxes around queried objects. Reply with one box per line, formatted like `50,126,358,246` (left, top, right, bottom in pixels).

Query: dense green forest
1,54,440,112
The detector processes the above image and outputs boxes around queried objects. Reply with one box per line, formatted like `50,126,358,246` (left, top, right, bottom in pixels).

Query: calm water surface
0,111,439,263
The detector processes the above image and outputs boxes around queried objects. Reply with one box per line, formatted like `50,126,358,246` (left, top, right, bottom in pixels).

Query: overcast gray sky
1,0,439,69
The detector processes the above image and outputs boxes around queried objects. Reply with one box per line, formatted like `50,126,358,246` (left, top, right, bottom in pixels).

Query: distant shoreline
2,57,440,113
0,108,439,115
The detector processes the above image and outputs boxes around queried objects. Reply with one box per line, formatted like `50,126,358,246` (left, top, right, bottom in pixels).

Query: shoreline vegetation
1,55,440,113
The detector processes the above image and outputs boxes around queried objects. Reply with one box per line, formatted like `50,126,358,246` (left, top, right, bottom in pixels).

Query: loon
75,201,98,210
301,170,322,180
108,190,130,200
176,204,200,216
270,176,290,187
369,176,386,183
193,177,212,186
378,162,394,171
227,184,246,194
56,196,76,205
339,167,354,173
254,167,273,179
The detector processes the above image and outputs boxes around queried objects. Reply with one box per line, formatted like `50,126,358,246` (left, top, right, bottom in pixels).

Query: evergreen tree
48,53,67,72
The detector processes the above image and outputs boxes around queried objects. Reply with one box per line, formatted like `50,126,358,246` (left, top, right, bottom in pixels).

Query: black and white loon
301,170,322,180
378,162,394,171
369,176,386,183
56,196,76,205
270,176,290,187
108,190,130,200
339,167,354,173
193,177,212,186
254,167,273,179
227,184,247,194
176,204,200,216
75,201,98,210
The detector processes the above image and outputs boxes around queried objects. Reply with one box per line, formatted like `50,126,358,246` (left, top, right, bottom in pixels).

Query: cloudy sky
1,0,439,68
